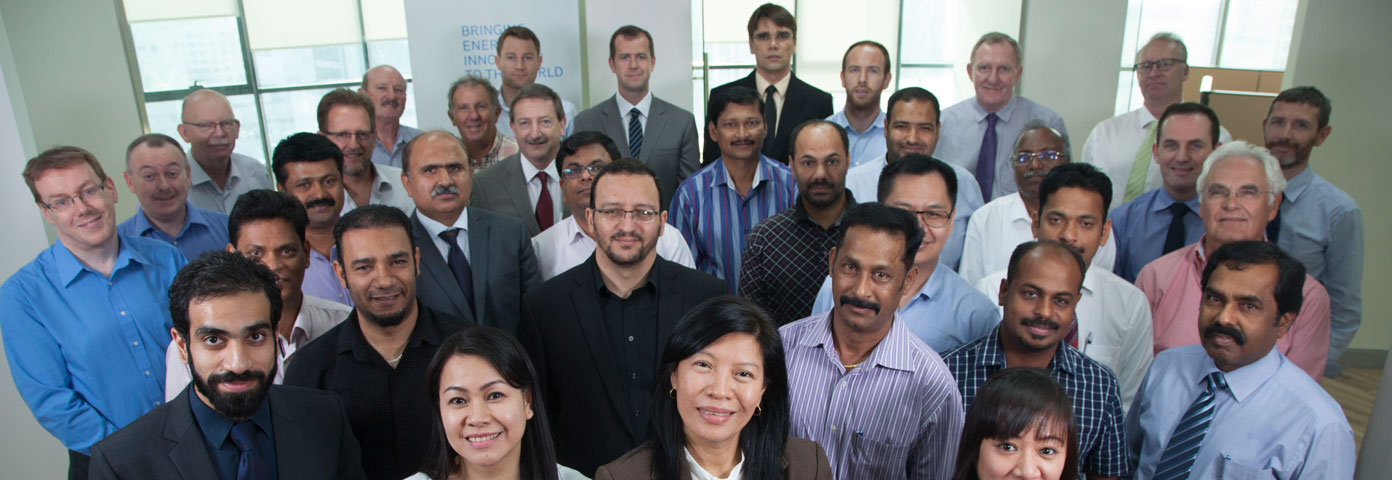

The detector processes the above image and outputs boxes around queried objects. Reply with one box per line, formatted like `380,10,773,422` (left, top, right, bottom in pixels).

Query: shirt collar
559,216,590,247
190,154,252,188
416,208,470,239
1283,168,1313,203
519,154,555,181
828,110,886,135
188,384,274,450
588,253,660,294
1148,188,1200,214
686,447,744,480
797,311,919,372
340,302,446,361
1006,193,1033,224
973,94,1021,122
1210,346,1282,403
1133,107,1158,130
711,156,771,189
55,236,146,286
974,327,1080,375
754,72,792,98
615,92,653,119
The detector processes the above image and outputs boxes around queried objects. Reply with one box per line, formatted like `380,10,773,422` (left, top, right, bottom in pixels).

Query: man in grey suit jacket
403,131,540,334
472,84,572,236
572,25,700,211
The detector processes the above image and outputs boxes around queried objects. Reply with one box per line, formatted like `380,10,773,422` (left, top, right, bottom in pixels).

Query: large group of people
1,3,1362,480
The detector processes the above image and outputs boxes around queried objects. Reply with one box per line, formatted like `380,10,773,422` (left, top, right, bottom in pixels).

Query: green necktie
1124,122,1158,202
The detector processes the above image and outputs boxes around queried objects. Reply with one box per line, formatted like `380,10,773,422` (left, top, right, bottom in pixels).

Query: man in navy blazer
704,3,833,166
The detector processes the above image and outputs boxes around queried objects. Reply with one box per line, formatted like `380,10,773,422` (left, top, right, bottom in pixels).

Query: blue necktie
1153,372,1228,480
439,228,476,312
975,113,999,202
628,107,643,158
230,421,272,480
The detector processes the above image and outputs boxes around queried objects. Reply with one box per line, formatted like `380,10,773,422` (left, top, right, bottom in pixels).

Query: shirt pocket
1220,455,1276,479
849,433,912,479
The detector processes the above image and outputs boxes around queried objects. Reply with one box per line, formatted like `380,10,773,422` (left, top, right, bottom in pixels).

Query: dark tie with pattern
628,107,643,157
762,85,778,159
535,171,554,231
1164,202,1191,254
438,228,475,312
230,421,271,480
1153,372,1228,480
975,113,999,202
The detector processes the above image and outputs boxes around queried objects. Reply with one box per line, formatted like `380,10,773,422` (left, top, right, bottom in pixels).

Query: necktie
1125,122,1159,202
535,171,554,231
1266,208,1282,243
762,85,778,159
975,113,999,202
230,421,272,480
1164,202,1191,254
1153,372,1228,480
1063,317,1079,349
438,228,475,312
628,107,643,158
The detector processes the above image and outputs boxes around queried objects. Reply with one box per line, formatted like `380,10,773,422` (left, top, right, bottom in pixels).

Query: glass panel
144,94,265,161
1218,0,1299,70
129,17,247,91
400,82,418,130
706,68,749,90
1128,0,1223,67
367,39,412,78
901,0,957,64
253,44,367,88
259,88,335,154
1115,70,1143,116
243,0,363,50
896,66,957,107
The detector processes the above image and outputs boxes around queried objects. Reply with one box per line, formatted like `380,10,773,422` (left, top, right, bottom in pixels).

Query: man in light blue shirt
1262,86,1362,378
813,154,998,352
1126,241,1354,479
361,65,422,169
117,133,229,260
2,146,187,477
826,41,891,168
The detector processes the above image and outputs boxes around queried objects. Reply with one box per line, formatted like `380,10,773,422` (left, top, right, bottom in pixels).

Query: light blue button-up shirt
810,264,999,353
0,235,186,453
827,109,888,168
1109,187,1204,283
117,202,230,261
371,124,422,169
1274,169,1363,366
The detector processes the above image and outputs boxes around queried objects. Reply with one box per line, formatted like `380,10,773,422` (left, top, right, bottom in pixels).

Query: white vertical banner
581,0,693,112
404,0,584,131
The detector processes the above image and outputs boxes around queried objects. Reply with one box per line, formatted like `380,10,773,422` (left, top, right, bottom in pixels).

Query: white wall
580,0,693,110
1018,0,1128,145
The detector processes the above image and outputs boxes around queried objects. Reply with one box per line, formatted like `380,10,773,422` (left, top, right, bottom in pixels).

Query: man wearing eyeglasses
959,123,1117,286
316,88,416,214
177,89,273,214
1082,32,1233,210
518,157,726,476
2,146,187,479
531,131,694,280
1136,141,1330,380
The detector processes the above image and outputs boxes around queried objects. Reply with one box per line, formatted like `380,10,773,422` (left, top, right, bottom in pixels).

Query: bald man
360,65,421,169
176,89,273,213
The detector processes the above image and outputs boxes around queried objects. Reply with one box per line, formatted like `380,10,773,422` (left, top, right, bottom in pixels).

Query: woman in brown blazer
595,296,833,480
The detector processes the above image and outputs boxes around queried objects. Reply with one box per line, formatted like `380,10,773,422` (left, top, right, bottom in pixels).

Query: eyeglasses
1012,151,1067,165
593,208,660,223
324,130,374,142
1133,58,1185,73
909,208,954,229
560,165,605,179
182,120,240,132
1204,185,1268,203
40,184,106,212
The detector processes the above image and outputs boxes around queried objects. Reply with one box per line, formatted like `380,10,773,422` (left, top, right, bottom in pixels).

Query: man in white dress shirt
177,89,273,213
532,131,694,279
316,89,415,213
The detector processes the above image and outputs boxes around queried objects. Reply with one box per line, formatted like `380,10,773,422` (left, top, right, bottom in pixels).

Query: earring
754,405,762,416
669,388,677,399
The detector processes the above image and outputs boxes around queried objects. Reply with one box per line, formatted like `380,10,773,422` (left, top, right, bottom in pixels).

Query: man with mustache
316,88,415,214
1136,141,1330,380
843,87,984,270
740,120,855,326
1083,33,1233,209
472,83,571,236
944,240,1129,480
959,122,1116,286
531,131,693,280
492,26,576,138
402,130,540,335
90,252,365,479
1109,103,1220,283
827,41,893,168
935,32,1068,202
360,65,421,169
272,133,354,306
1261,86,1362,378
783,202,963,479
446,75,518,172
1125,241,1353,479
177,89,273,213
518,158,726,476
118,133,230,260
285,205,470,480
163,189,352,399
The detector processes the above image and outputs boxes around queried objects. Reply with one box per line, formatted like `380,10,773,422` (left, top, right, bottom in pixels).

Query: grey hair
1015,120,1071,158
1195,140,1286,206
1139,32,1188,62
446,74,500,112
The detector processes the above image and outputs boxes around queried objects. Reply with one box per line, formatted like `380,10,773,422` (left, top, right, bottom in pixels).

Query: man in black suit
704,3,833,165
519,158,727,476
90,251,365,479
284,205,470,480
401,130,540,334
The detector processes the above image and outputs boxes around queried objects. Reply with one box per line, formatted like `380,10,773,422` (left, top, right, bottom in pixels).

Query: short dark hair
125,133,186,170
886,87,941,124
1006,241,1087,291
1037,163,1113,220
497,25,542,55
877,153,958,208
1158,102,1221,147
1202,240,1306,322
421,326,560,480
589,157,662,209
1270,85,1332,129
834,202,924,269
510,83,565,122
333,205,415,268
841,40,891,73
707,86,764,126
447,74,499,112
169,251,283,339
952,367,1079,480
789,120,849,160
23,146,109,203
555,131,621,178
649,296,789,480
271,132,344,186
746,3,796,39
402,130,468,173
229,189,308,246
316,88,375,133
609,25,654,58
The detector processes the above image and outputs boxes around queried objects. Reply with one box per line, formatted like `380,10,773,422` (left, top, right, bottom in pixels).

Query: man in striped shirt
782,202,963,479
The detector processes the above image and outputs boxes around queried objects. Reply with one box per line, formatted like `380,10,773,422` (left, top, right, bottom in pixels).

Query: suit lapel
640,99,671,164
655,259,681,344
502,159,541,234
412,214,475,322
778,76,810,142
599,96,631,157
467,210,491,323
164,389,220,480
568,270,632,433
269,389,308,478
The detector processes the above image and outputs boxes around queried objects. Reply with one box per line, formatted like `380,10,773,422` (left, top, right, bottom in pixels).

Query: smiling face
278,159,344,229
559,143,613,212
177,290,277,420
1033,187,1110,268
1012,129,1068,203
35,163,119,253
496,37,541,91
1263,101,1331,170
438,354,533,472
361,66,407,123
178,92,240,163
588,173,664,266
609,34,654,97
1154,113,1216,198
748,18,795,78
885,172,954,267
672,332,766,451
322,105,375,176
1199,262,1293,372
1198,156,1278,247
334,226,419,328
791,124,849,208
511,98,565,164
450,84,501,145
829,226,916,337
968,41,1021,113
230,219,309,302
976,422,1069,480
841,44,891,110
997,249,1081,354
885,100,940,162
403,134,472,224
709,102,767,163
124,142,190,222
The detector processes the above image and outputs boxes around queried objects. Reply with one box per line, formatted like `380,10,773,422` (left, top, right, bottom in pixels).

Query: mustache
1022,169,1049,179
206,369,268,387
379,98,401,108
431,184,460,197
1203,323,1247,345
1021,316,1060,332
524,136,550,145
839,295,881,314
304,197,335,209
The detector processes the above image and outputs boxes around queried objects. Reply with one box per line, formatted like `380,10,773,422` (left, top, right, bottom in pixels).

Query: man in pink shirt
1136,140,1329,379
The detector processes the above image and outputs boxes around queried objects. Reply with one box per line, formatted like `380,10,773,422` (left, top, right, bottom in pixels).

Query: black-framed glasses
1012,151,1067,165
909,208,954,229
1133,58,1185,73
560,165,605,179
593,208,660,223
40,184,106,212
324,130,374,142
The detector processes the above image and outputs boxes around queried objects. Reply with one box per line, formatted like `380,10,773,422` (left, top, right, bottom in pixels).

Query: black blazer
411,210,540,336
89,386,366,480
703,71,834,165
518,256,727,476
594,436,834,480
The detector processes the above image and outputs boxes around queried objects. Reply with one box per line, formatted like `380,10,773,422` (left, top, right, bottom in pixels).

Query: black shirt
283,303,469,480
592,262,660,433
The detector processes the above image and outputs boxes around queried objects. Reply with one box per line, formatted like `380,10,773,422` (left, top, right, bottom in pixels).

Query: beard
801,180,844,208
189,356,275,420
598,230,656,266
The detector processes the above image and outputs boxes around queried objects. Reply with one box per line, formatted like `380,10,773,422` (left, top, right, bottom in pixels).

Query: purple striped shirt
781,311,964,479
669,155,796,292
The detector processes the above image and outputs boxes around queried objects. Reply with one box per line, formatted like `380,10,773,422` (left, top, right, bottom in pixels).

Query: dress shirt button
144,370,151,376
131,341,139,347
830,425,837,432
627,335,635,342
631,373,637,380
120,311,126,316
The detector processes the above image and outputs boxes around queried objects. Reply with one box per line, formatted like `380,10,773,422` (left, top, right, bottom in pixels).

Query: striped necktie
628,107,643,157
1153,372,1228,480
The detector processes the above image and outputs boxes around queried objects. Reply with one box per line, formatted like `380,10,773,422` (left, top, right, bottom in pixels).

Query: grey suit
412,210,540,335
470,154,571,236
572,94,700,210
